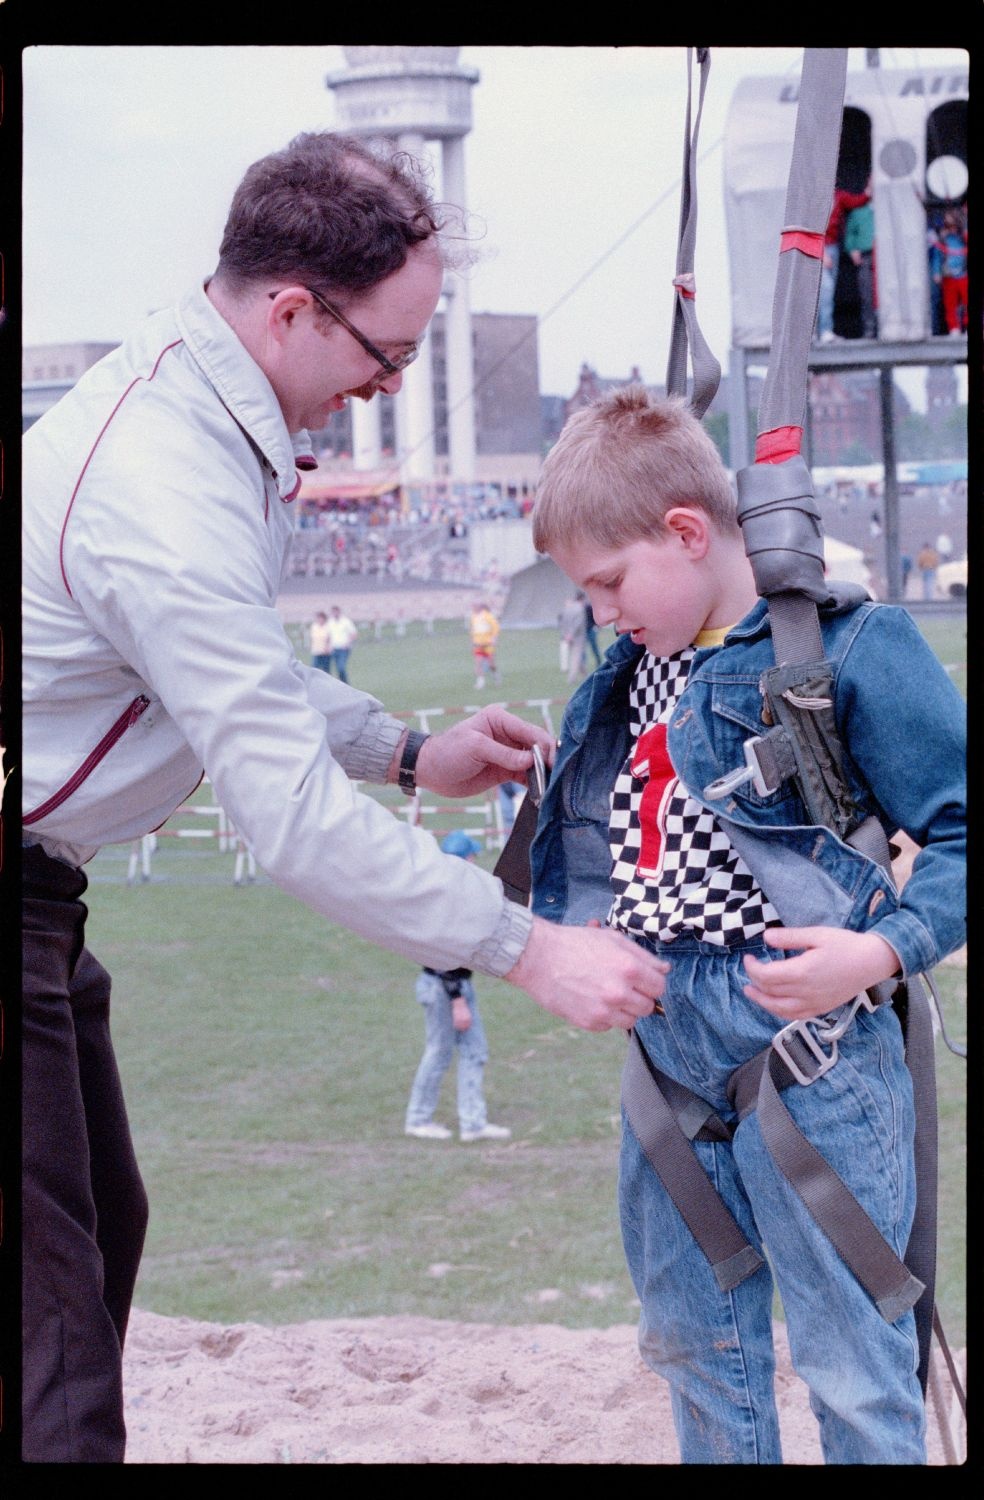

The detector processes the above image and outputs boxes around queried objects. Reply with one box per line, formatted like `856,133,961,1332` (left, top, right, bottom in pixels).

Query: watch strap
398,729,430,795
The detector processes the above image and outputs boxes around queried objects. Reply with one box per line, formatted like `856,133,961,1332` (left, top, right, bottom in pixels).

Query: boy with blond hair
530,387,965,1465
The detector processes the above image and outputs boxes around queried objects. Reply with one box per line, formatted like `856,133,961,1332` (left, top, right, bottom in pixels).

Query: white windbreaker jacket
22,285,532,976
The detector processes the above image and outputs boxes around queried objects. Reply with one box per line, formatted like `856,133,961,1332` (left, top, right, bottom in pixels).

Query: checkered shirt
607,648,780,945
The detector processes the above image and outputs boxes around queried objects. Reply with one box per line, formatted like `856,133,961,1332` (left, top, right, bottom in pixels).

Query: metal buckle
812,991,877,1045
771,1019,839,1086
526,743,546,808
771,991,877,1086
703,736,771,800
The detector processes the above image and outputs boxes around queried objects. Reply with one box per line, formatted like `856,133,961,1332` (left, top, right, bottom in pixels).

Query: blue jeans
405,974,489,1133
618,936,924,1465
331,648,351,683
818,242,840,337
312,653,333,673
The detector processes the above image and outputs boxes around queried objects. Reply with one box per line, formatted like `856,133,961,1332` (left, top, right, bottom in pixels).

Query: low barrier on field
126,697,564,885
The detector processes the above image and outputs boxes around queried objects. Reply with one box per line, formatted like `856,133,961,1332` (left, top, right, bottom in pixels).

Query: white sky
21,44,969,409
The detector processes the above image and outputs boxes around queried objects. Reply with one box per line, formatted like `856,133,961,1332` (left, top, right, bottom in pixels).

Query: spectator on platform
817,179,871,343
844,198,877,340
931,208,968,335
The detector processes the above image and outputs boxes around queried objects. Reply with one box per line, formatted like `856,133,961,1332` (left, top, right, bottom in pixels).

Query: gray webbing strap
755,48,848,439
896,975,941,1392
729,1046,924,1324
622,1031,765,1292
763,592,824,666
493,790,540,905
665,47,721,420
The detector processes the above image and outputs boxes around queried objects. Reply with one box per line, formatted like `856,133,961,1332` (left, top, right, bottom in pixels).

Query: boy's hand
407,709,554,797
506,917,669,1033
743,926,902,1021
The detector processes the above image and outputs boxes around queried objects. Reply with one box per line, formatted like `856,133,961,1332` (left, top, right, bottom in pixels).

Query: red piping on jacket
23,695,151,825
59,342,183,597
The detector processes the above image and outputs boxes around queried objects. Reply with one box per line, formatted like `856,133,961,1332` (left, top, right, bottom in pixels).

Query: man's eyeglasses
303,286,420,376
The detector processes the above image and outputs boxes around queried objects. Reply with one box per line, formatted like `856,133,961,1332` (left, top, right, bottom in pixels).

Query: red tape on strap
755,427,803,464
780,229,824,258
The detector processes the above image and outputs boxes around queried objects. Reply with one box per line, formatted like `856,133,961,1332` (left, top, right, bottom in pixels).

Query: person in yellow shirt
470,602,501,689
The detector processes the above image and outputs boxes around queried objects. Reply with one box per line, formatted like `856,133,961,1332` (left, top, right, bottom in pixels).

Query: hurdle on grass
126,698,565,882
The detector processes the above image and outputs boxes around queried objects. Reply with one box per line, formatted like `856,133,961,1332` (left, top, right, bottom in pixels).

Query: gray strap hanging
665,46,721,420
755,47,849,444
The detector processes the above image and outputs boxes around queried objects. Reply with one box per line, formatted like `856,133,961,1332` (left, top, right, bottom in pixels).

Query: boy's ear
664,507,711,558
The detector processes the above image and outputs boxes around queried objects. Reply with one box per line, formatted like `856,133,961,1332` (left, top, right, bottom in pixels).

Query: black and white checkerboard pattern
608,649,780,945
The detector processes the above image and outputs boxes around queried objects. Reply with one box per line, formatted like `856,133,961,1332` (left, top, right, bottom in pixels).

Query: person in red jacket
817,179,872,342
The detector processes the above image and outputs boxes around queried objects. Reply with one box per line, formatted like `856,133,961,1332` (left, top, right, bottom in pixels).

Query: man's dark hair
216,132,450,304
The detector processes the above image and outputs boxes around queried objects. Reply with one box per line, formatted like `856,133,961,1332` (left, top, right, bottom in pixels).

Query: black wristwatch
398,730,430,796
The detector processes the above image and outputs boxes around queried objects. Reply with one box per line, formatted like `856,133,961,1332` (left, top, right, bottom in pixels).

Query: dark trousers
22,844,148,1463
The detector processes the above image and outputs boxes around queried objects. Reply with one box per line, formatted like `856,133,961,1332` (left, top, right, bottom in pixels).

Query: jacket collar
716,583,872,649
175,284,312,502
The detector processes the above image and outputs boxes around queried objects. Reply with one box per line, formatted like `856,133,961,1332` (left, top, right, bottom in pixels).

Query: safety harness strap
494,789,541,905
729,1045,925,1322
622,1031,765,1292
897,974,943,1388
665,47,721,420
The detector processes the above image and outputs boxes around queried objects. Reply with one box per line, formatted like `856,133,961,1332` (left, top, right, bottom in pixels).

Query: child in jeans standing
528,386,965,1464
405,832,512,1143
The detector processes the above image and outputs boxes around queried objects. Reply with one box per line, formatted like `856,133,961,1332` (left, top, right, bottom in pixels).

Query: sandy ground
121,1308,962,1465
120,930,967,1466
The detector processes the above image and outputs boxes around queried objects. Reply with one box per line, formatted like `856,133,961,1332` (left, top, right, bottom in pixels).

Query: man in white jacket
21,131,668,1462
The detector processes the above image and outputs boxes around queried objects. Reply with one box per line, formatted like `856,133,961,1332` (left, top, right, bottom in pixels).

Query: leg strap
623,1015,927,1335
728,1045,925,1325
621,1031,765,1292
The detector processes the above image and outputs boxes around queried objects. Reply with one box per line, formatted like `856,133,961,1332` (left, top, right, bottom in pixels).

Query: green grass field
87,609,967,1339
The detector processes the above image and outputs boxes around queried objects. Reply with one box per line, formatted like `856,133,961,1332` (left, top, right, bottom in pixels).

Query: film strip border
0,27,21,1467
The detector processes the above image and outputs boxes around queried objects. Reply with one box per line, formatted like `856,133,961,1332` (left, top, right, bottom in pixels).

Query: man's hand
743,926,901,1022
506,917,669,1033
411,707,554,797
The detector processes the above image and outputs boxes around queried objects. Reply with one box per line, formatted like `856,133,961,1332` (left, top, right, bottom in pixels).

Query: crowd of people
816,178,968,343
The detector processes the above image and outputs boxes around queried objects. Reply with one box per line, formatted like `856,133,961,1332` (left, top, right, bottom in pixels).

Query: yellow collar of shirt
694,623,732,649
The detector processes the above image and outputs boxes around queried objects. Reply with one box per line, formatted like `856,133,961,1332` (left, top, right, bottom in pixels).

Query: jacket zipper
23,694,151,825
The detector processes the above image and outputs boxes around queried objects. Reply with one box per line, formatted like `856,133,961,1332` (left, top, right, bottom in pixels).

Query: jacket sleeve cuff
872,909,943,980
334,710,406,783
467,894,534,978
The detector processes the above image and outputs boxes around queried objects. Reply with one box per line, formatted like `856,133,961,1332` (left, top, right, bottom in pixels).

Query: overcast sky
22,44,968,407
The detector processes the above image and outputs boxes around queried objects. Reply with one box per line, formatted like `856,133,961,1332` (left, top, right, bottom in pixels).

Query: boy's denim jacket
531,592,966,981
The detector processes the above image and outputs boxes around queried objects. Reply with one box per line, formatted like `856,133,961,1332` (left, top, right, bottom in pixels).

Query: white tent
824,535,872,592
